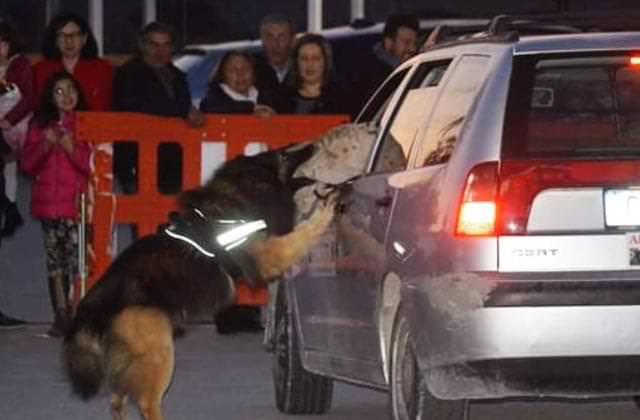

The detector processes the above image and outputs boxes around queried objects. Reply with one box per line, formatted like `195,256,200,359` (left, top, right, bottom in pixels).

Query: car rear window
502,53,640,159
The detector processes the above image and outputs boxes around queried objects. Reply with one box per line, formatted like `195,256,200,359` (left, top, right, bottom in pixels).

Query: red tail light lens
456,162,499,236
457,159,640,237
498,159,640,235
629,56,640,66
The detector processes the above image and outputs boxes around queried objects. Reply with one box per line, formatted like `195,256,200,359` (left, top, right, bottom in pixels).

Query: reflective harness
163,208,266,286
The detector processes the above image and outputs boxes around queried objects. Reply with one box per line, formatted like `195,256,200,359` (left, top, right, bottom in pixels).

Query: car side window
414,55,490,167
357,69,410,126
370,61,451,174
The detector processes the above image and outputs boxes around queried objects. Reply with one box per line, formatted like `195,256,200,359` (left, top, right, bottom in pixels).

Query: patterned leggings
41,218,78,312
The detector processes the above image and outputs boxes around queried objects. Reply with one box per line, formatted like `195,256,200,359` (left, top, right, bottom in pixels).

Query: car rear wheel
272,281,333,414
389,310,468,420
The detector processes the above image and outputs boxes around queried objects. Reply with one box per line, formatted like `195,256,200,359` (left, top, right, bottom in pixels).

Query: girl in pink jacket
21,71,90,337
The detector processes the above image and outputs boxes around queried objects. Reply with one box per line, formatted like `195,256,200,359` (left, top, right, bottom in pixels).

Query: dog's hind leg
250,201,334,280
110,392,128,420
110,307,175,420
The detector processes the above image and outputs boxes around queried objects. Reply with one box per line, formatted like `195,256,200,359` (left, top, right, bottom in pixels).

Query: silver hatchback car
270,14,640,420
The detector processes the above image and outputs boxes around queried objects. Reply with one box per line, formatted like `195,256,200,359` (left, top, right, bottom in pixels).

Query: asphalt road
1,324,640,420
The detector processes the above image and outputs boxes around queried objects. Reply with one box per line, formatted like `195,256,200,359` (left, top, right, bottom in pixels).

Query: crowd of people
0,11,422,335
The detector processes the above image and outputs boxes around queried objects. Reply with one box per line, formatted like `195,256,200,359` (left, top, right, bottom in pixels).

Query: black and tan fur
63,143,334,420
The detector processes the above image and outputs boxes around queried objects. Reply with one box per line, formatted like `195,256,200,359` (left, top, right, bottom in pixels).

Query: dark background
0,0,638,54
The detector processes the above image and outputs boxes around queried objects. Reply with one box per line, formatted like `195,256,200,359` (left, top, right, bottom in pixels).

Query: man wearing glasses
33,12,112,111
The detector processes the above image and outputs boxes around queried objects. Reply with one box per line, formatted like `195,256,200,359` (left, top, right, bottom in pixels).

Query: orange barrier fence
77,111,349,304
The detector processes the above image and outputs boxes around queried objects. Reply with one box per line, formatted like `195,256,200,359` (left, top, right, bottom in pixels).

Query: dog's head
266,142,316,192
177,142,316,226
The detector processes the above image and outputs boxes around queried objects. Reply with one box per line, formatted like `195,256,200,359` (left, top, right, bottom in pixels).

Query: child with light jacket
21,71,90,337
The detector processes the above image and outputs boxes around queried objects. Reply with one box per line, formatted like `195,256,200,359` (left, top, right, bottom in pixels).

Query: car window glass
504,54,640,158
370,61,451,174
357,69,410,126
414,55,490,167
616,67,640,140
528,66,615,153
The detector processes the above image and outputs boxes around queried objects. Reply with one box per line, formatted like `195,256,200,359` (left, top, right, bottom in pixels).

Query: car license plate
604,189,640,227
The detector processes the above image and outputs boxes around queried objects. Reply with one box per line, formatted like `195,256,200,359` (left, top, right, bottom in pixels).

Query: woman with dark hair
33,12,112,111
0,18,32,237
200,49,284,117
285,33,350,115
21,71,91,337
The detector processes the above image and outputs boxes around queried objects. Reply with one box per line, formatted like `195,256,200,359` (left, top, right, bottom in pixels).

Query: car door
292,68,412,376
294,59,453,386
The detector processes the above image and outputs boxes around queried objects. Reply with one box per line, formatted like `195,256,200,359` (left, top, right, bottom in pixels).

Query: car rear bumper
404,273,640,399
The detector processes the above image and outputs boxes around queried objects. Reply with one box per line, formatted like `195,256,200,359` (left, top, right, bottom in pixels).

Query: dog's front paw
306,200,335,235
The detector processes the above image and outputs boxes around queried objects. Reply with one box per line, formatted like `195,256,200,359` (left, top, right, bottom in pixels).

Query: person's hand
44,129,58,146
254,104,276,120
59,133,74,154
186,107,205,128
0,119,11,130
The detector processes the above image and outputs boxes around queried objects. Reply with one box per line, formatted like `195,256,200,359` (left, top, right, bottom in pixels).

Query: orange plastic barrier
77,111,349,305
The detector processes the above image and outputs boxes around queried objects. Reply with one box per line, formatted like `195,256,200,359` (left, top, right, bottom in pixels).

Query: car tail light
457,159,640,237
456,162,498,236
498,159,640,235
629,56,640,66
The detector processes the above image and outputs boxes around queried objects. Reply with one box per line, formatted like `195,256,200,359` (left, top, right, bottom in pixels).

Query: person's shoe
46,312,70,338
47,322,64,338
215,306,264,335
0,311,26,329
173,325,186,338
46,322,65,338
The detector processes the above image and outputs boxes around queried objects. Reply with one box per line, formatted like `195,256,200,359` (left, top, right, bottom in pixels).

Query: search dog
62,142,336,420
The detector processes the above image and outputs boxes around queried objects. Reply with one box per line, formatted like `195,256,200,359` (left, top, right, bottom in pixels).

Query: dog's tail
63,328,106,400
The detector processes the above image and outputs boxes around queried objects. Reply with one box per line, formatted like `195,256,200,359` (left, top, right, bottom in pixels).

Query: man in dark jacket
253,13,295,92
251,13,296,114
351,14,419,114
113,21,205,194
0,146,26,329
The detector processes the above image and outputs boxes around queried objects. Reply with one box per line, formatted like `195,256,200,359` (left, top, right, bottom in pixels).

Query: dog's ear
280,142,315,181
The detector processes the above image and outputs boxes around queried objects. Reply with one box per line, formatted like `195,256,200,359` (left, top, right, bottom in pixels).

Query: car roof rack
420,24,518,52
422,11,640,52
487,11,640,35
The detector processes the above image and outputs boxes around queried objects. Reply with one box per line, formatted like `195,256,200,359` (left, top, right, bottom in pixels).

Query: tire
389,310,468,420
272,281,333,414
